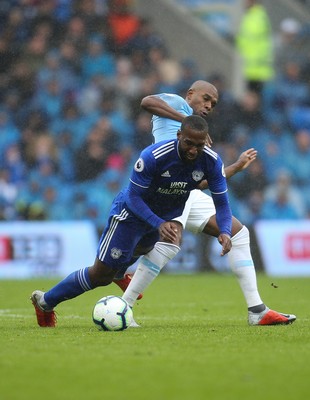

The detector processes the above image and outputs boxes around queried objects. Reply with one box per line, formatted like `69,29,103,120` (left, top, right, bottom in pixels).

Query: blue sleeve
212,191,232,236
206,154,232,236
125,151,165,229
206,156,228,195
126,183,165,229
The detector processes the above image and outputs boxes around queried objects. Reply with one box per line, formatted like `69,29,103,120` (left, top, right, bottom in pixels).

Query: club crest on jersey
134,158,144,172
111,247,122,259
192,170,204,182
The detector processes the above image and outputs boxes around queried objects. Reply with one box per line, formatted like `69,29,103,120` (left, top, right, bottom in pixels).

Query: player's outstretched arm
141,95,185,122
224,148,257,179
197,148,257,190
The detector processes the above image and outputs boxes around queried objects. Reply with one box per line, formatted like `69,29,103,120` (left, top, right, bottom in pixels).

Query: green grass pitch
0,273,309,400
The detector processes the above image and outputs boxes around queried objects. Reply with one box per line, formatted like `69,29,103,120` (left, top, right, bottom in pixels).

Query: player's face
177,127,207,163
186,86,218,118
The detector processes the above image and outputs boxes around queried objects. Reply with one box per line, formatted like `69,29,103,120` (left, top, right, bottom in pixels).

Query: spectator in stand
123,17,164,55
18,28,51,73
230,157,268,201
41,185,70,221
0,110,20,159
289,105,310,132
58,39,81,77
28,133,59,173
273,18,310,80
236,0,275,95
261,189,303,220
95,89,135,144
28,8,61,49
0,168,18,220
128,71,161,119
233,90,265,134
264,169,307,219
110,57,143,116
258,140,290,183
53,129,76,182
63,15,88,54
2,143,26,186
251,113,294,153
148,45,182,93
75,117,119,182
77,74,106,116
107,0,140,54
86,168,126,231
175,59,202,97
2,89,31,130
32,78,64,120
16,174,42,217
240,190,264,226
29,158,62,194
0,37,16,81
268,61,309,118
8,60,36,102
132,111,154,151
49,103,90,151
0,6,29,50
73,0,107,35
36,49,79,97
81,35,116,83
207,73,238,143
286,129,310,187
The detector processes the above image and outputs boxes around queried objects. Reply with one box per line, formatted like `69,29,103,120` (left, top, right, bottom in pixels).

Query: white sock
122,242,180,307
228,226,263,308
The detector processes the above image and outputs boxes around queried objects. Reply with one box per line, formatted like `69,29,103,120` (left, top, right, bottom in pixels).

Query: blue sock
44,267,93,308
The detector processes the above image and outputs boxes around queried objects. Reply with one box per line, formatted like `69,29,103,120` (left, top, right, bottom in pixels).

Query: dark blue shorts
96,194,159,272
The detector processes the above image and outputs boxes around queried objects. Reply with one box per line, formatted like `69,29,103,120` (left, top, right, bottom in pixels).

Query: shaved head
189,80,218,97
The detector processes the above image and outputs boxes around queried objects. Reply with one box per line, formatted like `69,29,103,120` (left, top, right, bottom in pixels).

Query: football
92,295,133,331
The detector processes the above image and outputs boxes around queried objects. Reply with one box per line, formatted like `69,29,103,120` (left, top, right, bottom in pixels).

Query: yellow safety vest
236,4,275,81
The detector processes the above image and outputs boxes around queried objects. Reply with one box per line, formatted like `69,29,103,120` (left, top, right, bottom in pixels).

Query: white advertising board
0,221,98,279
254,220,310,277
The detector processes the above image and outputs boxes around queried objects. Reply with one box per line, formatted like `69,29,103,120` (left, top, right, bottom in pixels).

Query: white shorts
173,189,216,234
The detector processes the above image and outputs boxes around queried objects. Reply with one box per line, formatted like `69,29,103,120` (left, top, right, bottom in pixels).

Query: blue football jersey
151,94,192,142
123,139,227,229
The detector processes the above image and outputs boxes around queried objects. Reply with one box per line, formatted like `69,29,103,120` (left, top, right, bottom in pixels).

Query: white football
92,295,133,331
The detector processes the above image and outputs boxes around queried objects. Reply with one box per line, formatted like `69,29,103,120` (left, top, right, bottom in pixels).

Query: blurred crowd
0,0,310,234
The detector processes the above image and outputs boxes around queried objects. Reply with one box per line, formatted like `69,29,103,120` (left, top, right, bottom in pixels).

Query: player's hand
237,148,257,171
217,233,232,256
159,221,181,244
197,179,209,190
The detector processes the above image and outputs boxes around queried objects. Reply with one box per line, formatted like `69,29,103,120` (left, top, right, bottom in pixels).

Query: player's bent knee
231,216,244,235
154,242,180,259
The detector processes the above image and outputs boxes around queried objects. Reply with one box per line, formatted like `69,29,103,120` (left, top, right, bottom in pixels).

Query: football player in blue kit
120,80,296,326
31,115,233,327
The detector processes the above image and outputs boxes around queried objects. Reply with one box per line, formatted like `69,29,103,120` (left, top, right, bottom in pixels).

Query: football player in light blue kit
30,116,233,327
124,80,296,326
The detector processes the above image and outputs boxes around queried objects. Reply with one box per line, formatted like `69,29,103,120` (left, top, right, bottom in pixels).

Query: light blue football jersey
151,94,192,142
